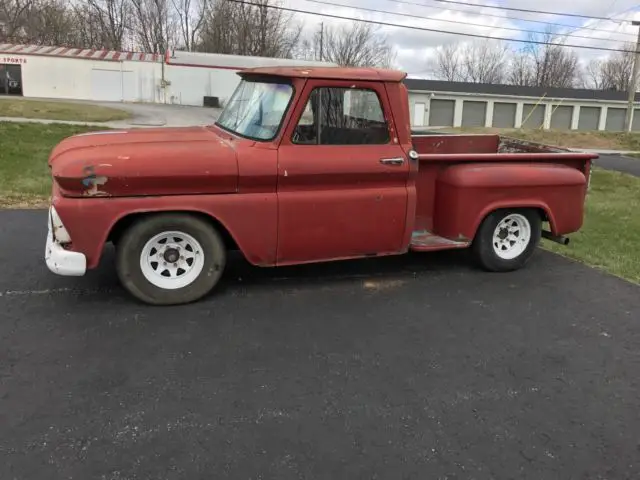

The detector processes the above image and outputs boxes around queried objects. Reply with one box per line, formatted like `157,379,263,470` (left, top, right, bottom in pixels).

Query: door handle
380,157,405,166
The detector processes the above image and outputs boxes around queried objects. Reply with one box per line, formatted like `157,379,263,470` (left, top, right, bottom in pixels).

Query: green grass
0,97,131,122
542,168,640,284
443,127,640,152
0,122,107,207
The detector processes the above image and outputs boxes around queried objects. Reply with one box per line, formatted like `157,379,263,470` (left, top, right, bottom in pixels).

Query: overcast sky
281,0,640,77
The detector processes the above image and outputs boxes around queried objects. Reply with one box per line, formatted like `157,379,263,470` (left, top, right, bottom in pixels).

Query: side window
292,87,390,145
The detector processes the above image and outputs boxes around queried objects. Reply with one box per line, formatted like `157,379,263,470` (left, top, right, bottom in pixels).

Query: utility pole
624,20,640,132
319,22,324,61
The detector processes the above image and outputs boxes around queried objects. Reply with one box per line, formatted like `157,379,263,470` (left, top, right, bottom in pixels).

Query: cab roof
239,66,407,82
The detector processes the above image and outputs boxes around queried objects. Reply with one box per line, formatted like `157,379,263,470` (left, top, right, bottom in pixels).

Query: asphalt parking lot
2,209,640,479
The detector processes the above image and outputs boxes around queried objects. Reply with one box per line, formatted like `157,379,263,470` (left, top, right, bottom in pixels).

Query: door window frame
280,79,398,148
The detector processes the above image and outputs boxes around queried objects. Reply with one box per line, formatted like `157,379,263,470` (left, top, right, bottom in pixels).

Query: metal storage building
405,78,640,132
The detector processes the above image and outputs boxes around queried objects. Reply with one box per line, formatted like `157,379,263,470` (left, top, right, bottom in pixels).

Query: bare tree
171,0,206,51
131,0,176,53
79,0,131,50
429,40,507,83
583,43,635,91
431,43,462,81
507,49,535,87
300,22,394,68
199,0,301,57
0,0,35,41
461,40,508,84
19,0,80,46
508,30,581,88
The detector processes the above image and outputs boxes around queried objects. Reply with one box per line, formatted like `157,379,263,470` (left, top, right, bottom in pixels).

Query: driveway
1,209,640,479
594,153,640,177
0,98,222,129
94,101,222,128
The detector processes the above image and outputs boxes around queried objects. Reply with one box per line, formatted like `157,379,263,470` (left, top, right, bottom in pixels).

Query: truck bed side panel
412,134,500,155
432,163,588,240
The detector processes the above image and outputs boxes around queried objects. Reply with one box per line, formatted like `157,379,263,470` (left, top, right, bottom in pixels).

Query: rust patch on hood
82,166,109,197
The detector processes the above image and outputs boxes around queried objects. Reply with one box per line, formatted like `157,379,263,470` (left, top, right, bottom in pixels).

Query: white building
0,43,335,107
406,78,640,133
3,42,639,132
163,50,336,107
0,44,163,102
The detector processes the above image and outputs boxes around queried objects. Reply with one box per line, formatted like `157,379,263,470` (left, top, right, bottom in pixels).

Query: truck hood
49,126,239,197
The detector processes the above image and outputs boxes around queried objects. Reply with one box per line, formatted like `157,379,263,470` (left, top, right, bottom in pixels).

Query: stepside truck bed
407,133,597,249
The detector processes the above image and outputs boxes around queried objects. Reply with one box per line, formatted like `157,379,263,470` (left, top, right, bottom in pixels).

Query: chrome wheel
139,231,205,290
492,213,531,260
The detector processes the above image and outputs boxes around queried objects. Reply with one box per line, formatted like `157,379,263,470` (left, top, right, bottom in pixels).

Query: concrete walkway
572,148,640,155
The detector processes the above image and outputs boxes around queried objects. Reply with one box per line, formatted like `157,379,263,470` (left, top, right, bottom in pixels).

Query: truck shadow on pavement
94,245,477,301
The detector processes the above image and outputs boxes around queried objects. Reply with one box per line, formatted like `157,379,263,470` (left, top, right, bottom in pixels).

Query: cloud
283,0,640,76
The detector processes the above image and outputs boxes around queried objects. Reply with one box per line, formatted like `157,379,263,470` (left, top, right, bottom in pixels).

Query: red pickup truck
45,66,597,305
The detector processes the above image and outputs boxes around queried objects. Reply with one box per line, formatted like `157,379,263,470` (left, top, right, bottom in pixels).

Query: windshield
215,79,294,141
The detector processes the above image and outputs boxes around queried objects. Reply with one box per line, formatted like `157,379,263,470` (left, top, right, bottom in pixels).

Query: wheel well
473,206,548,240
107,211,240,251
483,206,547,224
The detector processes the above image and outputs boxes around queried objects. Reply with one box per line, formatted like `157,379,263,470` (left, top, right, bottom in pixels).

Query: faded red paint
49,127,238,198
47,66,598,272
243,66,407,82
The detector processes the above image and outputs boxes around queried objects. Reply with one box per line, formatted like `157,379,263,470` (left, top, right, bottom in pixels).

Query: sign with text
1,57,27,64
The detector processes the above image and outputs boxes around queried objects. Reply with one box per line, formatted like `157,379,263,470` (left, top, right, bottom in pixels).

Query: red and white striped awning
0,43,162,63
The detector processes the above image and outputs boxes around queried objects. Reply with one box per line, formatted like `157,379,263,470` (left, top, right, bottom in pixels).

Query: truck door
276,79,410,264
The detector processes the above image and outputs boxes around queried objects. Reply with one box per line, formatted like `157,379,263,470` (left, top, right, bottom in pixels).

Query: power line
380,0,638,39
299,0,628,44
563,2,636,40
427,0,627,22
227,0,637,54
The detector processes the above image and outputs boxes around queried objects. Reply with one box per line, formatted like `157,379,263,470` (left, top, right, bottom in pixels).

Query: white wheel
491,213,532,260
139,230,205,290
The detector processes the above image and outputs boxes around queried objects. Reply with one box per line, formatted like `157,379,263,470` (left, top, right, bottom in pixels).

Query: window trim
290,86,391,146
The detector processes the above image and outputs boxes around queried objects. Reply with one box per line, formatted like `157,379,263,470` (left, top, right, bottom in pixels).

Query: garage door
91,69,122,102
429,100,455,127
522,104,545,128
493,103,516,128
606,108,626,131
461,101,487,127
578,107,600,131
550,105,572,130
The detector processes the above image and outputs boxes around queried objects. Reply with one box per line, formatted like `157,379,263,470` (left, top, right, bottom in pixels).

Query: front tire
472,208,541,272
116,213,226,305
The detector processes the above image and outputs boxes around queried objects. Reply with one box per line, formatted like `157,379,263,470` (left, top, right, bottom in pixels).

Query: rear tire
116,213,226,305
472,208,541,272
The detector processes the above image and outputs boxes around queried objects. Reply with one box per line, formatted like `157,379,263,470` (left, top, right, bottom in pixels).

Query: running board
410,229,470,252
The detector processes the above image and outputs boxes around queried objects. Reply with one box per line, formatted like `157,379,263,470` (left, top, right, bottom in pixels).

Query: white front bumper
45,208,86,276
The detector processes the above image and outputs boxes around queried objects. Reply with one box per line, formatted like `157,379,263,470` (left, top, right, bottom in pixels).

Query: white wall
7,49,334,107
165,65,241,107
163,50,337,107
17,55,161,102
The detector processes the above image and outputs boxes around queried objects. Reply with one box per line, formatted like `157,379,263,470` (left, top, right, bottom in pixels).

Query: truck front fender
433,162,587,241
53,193,278,269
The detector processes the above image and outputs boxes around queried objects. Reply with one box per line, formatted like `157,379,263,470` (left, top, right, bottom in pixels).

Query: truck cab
45,66,597,305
